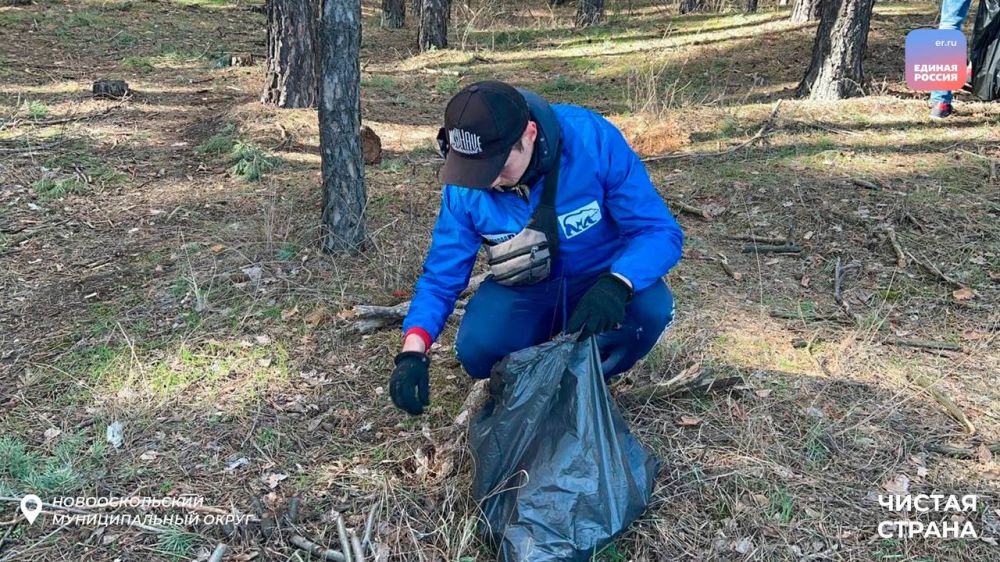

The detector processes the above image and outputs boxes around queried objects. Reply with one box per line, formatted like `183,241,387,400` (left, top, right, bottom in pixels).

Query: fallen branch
850,177,881,190
207,543,228,562
290,535,347,562
618,363,744,408
716,253,741,281
884,337,961,352
884,227,907,268
667,199,711,219
725,235,789,245
925,442,1000,459
833,258,860,310
906,251,965,289
907,372,975,436
2,107,116,129
335,512,353,562
770,310,851,323
348,273,487,333
0,140,64,154
351,529,366,562
642,99,782,162
742,243,801,254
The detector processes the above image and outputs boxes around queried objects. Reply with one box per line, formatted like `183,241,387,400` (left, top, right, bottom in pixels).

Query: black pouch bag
469,335,660,561
483,145,561,287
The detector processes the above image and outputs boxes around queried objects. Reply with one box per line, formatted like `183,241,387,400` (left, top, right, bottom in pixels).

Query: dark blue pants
455,275,674,380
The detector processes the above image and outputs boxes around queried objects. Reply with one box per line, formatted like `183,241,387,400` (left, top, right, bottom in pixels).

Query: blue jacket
402,104,684,343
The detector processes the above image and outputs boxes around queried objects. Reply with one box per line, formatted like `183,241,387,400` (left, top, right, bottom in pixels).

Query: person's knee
631,281,674,333
455,327,495,379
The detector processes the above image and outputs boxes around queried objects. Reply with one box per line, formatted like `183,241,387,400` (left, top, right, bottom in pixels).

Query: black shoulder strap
528,140,561,256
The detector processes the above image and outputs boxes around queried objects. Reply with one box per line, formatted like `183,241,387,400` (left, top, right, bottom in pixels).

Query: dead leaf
978,444,993,464
281,305,299,321
255,334,271,345
263,473,288,489
962,330,983,341
953,287,976,301
677,415,702,427
883,473,910,495
139,450,159,461
764,258,780,266
800,275,811,288
43,428,62,442
755,389,772,398
210,243,226,254
305,307,329,328
916,466,929,477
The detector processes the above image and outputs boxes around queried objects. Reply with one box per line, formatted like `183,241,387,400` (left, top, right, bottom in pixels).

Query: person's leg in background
455,277,560,379
562,277,675,380
930,0,974,118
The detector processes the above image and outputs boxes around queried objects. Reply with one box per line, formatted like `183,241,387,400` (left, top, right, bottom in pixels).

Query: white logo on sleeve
558,201,602,238
448,129,483,155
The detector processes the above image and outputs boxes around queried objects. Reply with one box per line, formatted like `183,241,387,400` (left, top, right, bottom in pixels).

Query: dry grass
1,0,998,560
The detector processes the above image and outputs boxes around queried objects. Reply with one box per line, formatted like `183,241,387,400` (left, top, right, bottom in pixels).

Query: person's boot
930,102,954,120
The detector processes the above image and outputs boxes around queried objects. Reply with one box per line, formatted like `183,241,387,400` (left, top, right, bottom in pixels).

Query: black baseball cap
439,81,530,188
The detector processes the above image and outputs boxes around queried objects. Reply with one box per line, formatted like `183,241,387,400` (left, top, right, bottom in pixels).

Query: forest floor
1,0,999,560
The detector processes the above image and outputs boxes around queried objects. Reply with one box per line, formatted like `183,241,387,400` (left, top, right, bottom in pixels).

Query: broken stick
742,243,802,254
291,535,347,562
925,442,1000,459
906,251,965,289
667,199,711,219
207,544,228,562
725,235,789,245
907,372,975,436
884,337,961,352
885,227,907,268
349,272,487,333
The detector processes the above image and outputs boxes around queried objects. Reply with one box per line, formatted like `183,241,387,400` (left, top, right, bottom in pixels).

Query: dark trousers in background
455,275,674,380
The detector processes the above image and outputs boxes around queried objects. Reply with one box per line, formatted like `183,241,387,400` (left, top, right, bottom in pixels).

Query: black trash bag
972,0,1000,101
469,335,660,561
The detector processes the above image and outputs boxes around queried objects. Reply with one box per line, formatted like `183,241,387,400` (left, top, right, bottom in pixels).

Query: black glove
566,274,632,340
389,351,430,415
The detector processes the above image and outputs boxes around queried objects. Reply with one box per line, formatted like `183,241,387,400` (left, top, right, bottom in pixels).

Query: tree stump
361,126,382,165
92,79,130,100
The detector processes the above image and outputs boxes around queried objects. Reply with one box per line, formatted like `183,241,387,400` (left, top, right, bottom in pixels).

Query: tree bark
318,0,366,253
261,0,318,108
382,0,405,28
796,0,874,100
745,0,758,13
419,0,449,51
791,0,823,23
576,0,604,26
679,0,700,14
412,0,422,23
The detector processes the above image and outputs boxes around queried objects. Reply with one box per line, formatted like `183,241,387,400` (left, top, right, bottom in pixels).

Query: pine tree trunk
679,0,700,14
382,0,405,28
796,0,874,100
576,0,604,27
261,0,318,108
419,0,449,51
791,0,823,23
745,0,758,13
318,0,366,253
412,0,422,23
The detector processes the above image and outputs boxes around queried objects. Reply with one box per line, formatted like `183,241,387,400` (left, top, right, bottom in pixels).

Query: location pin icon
20,494,42,525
